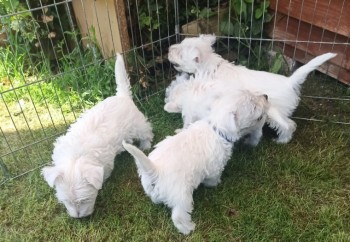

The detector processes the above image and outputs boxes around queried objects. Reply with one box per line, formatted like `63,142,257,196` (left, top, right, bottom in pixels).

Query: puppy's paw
203,177,221,187
139,140,152,150
273,136,291,144
164,102,181,113
274,121,296,144
173,219,196,235
172,207,196,235
273,132,293,143
243,136,261,147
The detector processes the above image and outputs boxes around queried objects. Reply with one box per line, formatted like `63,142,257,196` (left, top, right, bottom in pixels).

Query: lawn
0,74,350,241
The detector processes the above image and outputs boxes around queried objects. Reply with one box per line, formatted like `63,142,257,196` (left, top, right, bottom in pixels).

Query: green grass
1,73,350,240
0,43,116,111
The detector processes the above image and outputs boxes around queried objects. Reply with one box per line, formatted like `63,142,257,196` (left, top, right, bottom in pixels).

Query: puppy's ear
226,111,239,137
83,164,104,190
209,110,239,143
169,45,181,59
200,34,216,46
191,47,201,63
42,166,62,188
164,102,181,113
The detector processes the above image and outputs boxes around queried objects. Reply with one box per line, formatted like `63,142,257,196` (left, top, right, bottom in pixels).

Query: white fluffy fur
42,53,153,218
168,34,337,143
123,90,268,234
164,73,268,146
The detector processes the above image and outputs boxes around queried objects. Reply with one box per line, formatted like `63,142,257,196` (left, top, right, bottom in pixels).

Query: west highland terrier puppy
168,34,337,143
42,53,153,218
164,73,266,146
123,91,269,235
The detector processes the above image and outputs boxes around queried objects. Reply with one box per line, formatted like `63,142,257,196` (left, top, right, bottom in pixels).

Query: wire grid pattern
0,0,349,185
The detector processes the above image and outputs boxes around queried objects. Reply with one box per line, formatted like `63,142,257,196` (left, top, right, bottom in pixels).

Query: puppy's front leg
171,205,195,235
132,118,154,150
175,114,193,133
182,114,194,129
203,176,221,187
243,127,263,146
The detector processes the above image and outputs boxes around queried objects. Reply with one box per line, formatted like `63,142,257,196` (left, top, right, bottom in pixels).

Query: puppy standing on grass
123,91,269,235
42,53,153,218
168,34,337,143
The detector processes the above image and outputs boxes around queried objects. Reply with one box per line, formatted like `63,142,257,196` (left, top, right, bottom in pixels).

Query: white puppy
164,73,267,146
42,54,153,218
168,34,337,143
122,91,269,234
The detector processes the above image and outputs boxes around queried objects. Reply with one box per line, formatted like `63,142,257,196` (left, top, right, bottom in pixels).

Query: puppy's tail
288,52,336,86
115,53,132,97
122,140,157,176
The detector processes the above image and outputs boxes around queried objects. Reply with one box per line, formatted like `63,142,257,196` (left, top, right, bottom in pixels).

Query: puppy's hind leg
133,117,154,150
171,196,195,234
267,107,296,144
273,118,296,144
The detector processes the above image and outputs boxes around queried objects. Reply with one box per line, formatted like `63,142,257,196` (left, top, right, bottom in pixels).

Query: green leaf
139,12,151,29
220,20,235,35
199,7,214,19
269,53,284,74
263,0,270,10
152,22,160,30
232,0,247,19
255,8,263,19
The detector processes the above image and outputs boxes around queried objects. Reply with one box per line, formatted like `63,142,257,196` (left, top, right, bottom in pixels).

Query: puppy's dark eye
173,63,180,67
257,115,263,121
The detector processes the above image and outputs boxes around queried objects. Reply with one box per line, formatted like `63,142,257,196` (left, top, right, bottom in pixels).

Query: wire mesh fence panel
1,0,349,184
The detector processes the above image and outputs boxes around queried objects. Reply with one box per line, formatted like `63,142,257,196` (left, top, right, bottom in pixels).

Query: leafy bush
0,0,115,110
1,28,115,112
219,0,273,67
221,0,273,38
0,0,39,44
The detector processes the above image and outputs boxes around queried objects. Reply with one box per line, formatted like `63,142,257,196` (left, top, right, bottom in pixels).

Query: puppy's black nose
263,94,268,101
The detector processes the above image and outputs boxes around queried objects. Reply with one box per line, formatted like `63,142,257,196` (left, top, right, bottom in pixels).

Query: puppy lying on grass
42,53,153,218
123,90,269,234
